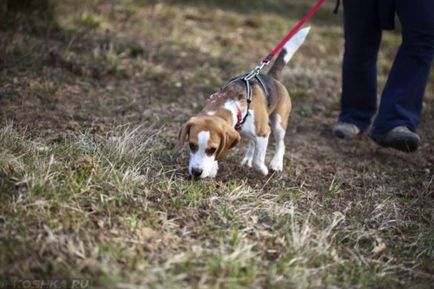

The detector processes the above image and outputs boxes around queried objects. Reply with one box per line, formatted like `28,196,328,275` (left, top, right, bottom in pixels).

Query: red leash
243,0,326,82
262,0,326,64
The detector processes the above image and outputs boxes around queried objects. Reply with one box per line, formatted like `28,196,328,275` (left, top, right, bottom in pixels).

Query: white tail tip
283,26,311,63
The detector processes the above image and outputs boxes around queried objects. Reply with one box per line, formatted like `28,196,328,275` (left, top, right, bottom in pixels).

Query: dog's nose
191,168,203,177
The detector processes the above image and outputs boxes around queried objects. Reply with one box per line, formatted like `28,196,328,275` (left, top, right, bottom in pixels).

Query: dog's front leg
241,139,255,167
253,135,269,176
269,114,286,172
209,161,219,178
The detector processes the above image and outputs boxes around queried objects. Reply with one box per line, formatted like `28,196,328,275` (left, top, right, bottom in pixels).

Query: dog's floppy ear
216,124,240,159
175,118,194,152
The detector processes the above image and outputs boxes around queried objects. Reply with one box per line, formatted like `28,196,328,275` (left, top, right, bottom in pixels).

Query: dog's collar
235,104,243,131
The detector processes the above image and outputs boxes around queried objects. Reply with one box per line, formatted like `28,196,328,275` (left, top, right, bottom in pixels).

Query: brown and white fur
177,28,310,178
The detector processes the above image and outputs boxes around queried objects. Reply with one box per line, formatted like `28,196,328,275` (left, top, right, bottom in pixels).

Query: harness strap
223,74,270,100
240,78,252,128
255,74,271,103
223,74,270,130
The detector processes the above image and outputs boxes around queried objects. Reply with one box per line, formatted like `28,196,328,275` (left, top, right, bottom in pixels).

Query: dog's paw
269,158,283,172
240,157,253,168
254,163,269,176
208,161,219,178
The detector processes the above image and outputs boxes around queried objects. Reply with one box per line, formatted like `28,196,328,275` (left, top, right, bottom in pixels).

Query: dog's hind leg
269,114,286,172
241,139,255,167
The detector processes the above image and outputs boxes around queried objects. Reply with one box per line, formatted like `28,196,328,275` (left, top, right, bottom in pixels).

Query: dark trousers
339,0,434,134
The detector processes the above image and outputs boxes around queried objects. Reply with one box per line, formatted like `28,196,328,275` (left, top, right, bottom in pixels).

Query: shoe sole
382,139,419,153
370,135,419,153
332,129,359,139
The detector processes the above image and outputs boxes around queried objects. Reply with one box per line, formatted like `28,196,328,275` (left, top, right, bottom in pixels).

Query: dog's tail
267,27,311,80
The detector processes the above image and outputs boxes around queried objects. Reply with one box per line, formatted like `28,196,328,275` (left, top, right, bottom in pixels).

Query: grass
1,0,433,288
0,122,432,288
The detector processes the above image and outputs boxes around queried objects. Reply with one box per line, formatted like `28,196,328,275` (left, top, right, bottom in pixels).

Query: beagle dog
177,28,311,178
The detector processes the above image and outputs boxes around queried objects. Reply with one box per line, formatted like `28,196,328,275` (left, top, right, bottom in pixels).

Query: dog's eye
205,147,217,156
189,143,198,152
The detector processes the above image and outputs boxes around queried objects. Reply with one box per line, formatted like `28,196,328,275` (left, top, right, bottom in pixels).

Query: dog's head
177,116,240,178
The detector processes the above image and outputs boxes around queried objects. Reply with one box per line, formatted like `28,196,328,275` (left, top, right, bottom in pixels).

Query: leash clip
243,61,268,81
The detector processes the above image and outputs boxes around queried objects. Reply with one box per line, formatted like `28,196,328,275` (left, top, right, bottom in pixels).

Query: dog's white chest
240,110,256,139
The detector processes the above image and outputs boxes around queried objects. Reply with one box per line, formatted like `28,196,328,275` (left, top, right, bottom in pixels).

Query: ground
0,0,433,288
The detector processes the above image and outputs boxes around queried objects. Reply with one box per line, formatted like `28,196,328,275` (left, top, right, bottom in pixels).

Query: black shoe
369,126,421,153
